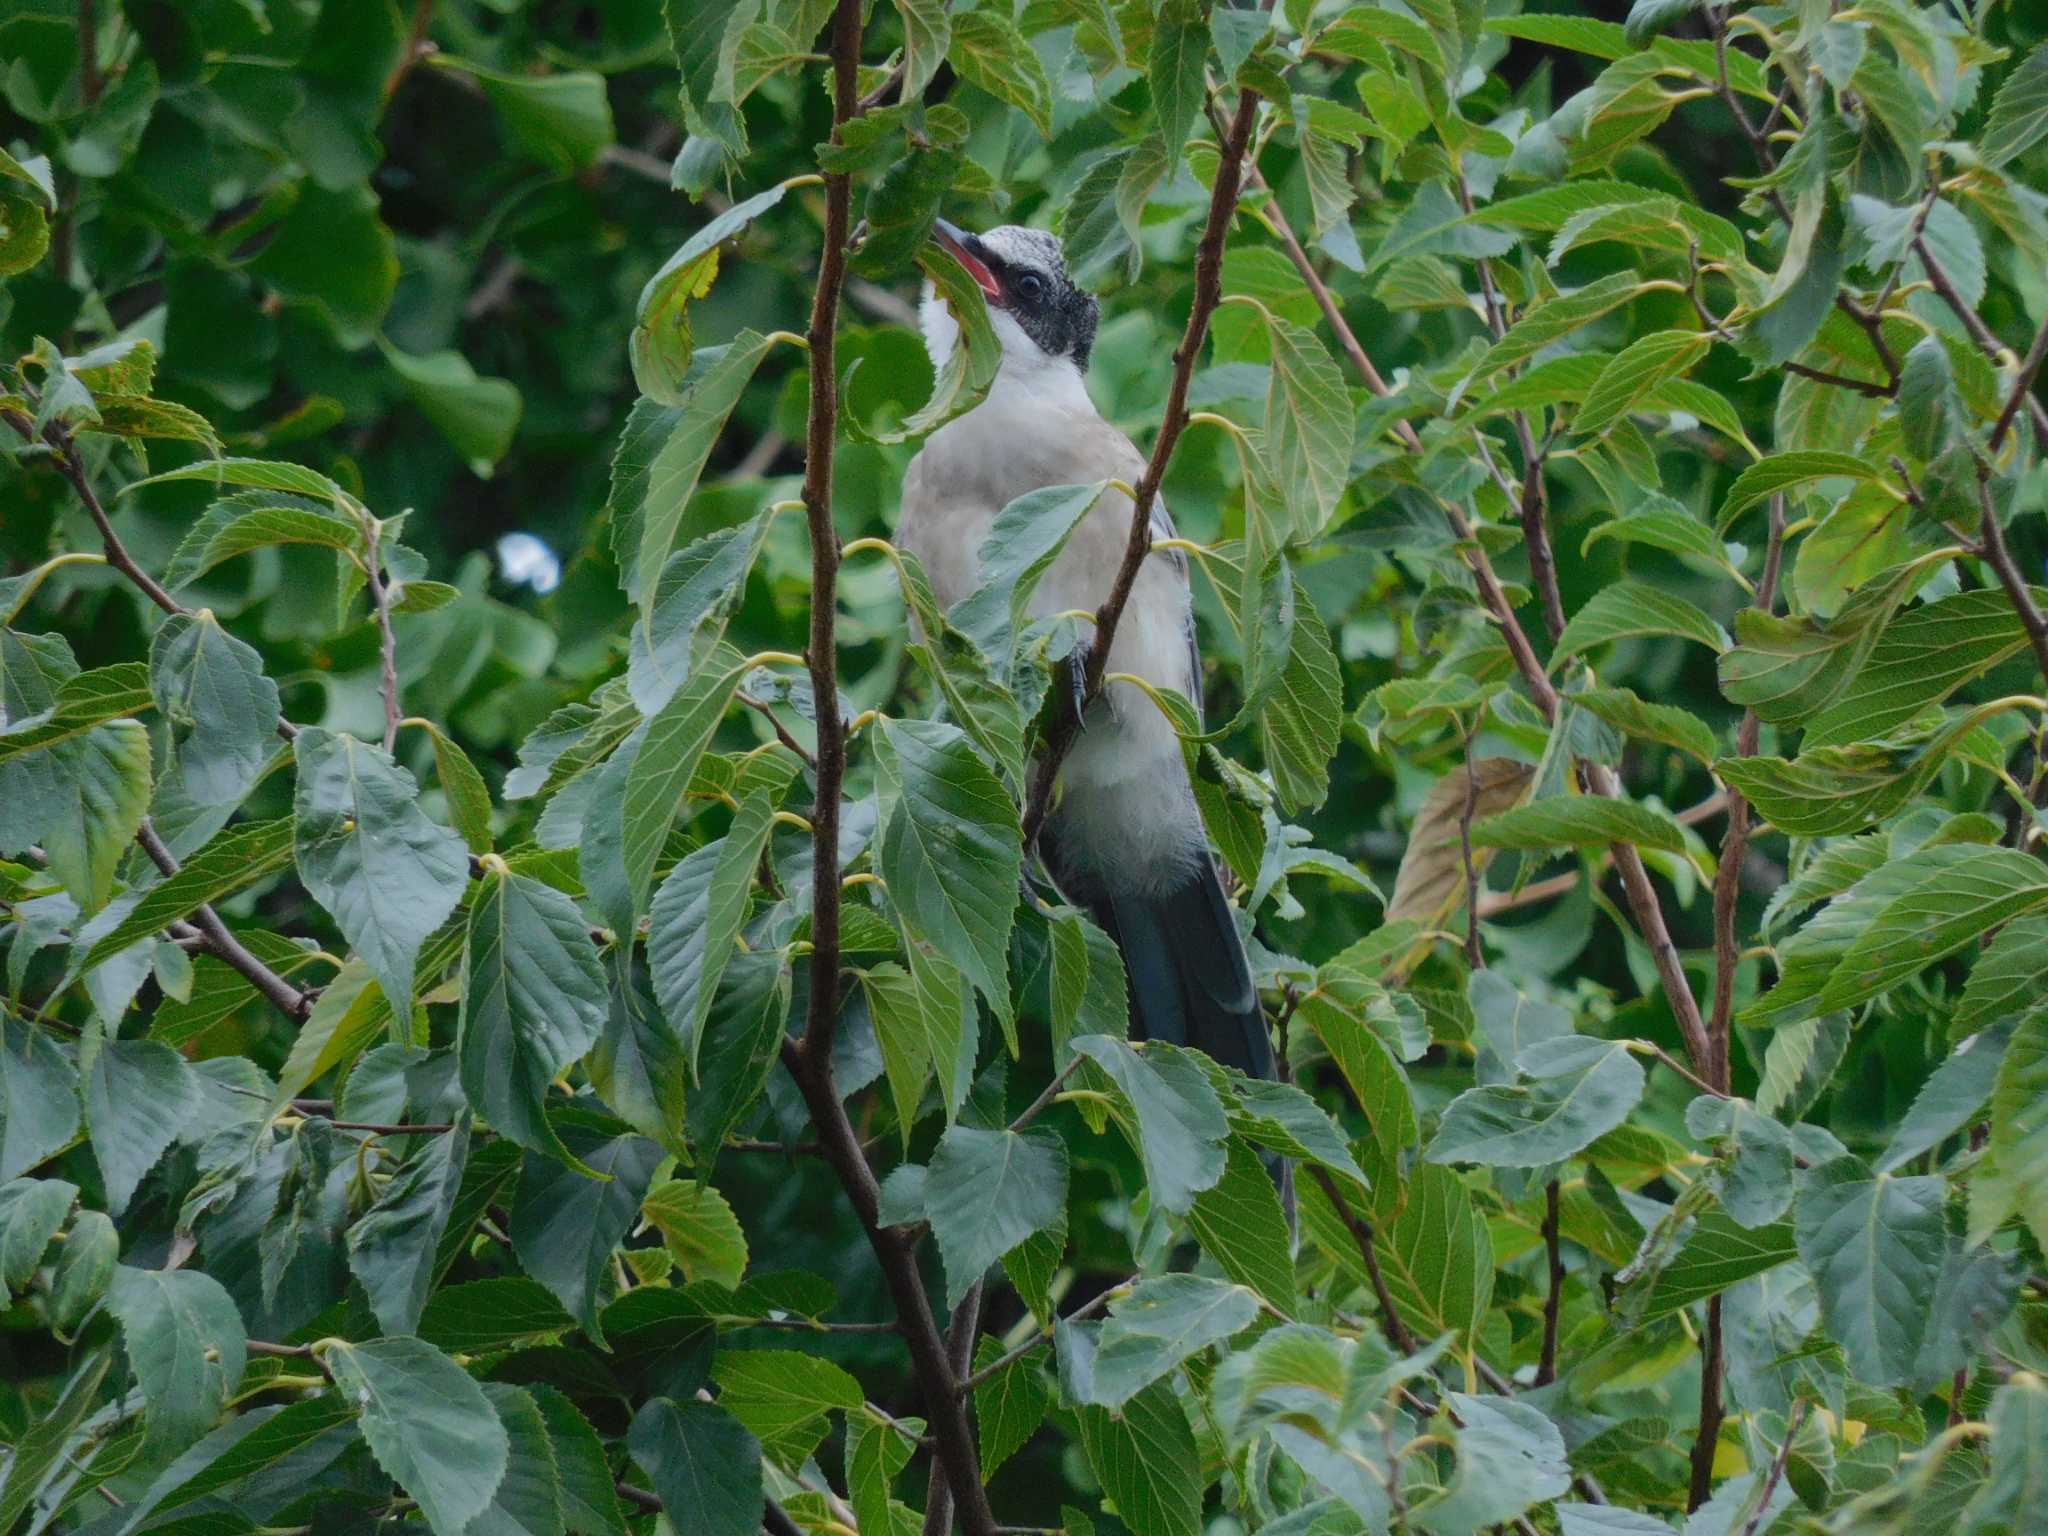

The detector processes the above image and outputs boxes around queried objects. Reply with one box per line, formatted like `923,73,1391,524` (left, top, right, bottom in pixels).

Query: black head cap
933,220,1100,370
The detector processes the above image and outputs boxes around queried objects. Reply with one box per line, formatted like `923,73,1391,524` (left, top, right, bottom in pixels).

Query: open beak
932,218,1004,305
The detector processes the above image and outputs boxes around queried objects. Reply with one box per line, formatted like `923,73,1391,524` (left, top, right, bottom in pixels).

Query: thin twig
1536,1179,1562,1386
1991,311,2048,454
1459,730,1484,969
1009,1054,1086,1133
1914,232,2048,444
1971,466,2048,685
1306,1164,1413,1354
1020,87,1261,848
1689,1295,1726,1510
136,823,315,1022
924,1278,985,1536
957,1286,1118,1394
1737,1400,1807,1536
359,516,404,753
772,8,994,1529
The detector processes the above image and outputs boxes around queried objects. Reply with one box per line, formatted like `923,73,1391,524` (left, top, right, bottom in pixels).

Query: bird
897,219,1275,1084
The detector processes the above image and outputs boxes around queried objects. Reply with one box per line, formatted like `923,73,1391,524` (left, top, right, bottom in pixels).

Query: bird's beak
932,218,1004,305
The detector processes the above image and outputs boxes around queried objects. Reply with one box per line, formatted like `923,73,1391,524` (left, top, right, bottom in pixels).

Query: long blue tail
1091,854,1273,1079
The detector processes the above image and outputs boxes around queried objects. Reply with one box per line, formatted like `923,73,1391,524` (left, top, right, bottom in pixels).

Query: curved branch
1021,88,1262,847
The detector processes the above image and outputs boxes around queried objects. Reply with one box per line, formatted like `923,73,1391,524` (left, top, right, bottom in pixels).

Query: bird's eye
1014,272,1045,302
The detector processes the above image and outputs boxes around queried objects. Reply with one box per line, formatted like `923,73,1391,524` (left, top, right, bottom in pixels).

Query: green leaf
1956,914,2048,1039
163,492,363,590
86,1039,198,1215
79,818,296,974
1088,1275,1259,1408
587,954,690,1155
346,1120,472,1336
0,1177,73,1297
1255,316,1353,541
1816,848,2048,1012
643,1176,750,1287
630,180,786,398
473,1383,567,1536
1716,450,1887,533
459,60,614,171
530,1386,627,1536
1982,42,2048,168
686,947,791,1159
1878,1023,2010,1174
711,1348,863,1468
1186,1135,1300,1313
868,239,1003,442
104,1265,246,1454
873,718,1021,1028
419,1276,575,1353
510,1115,662,1337
0,187,48,277
618,651,750,920
1427,1036,1645,1167
1632,1212,1797,1319
1572,688,1718,765
1374,1163,1493,1343
848,1409,919,1536
863,942,971,1136
611,332,783,599
0,1015,80,1182
1971,1004,2048,1252
951,482,1109,662
294,726,470,1014
1427,1394,1572,1536
1457,270,1647,394
1573,329,1711,437
326,1336,511,1535
973,1335,1048,1479
1074,1036,1229,1216
6,716,153,916
380,341,524,477
1963,1375,2048,1530
147,611,281,808
1149,0,1209,171
1553,580,1729,658
271,956,387,1109
1471,794,1689,855
411,719,493,855
924,1125,1068,1306
627,515,770,715
628,1399,762,1536
1075,1377,1202,1536
948,10,1053,137
460,870,608,1166
1803,588,2040,748
1795,1156,1947,1387
0,1350,111,1529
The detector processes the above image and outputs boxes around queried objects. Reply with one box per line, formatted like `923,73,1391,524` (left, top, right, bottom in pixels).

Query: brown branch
1536,1179,1562,1386
923,1278,985,1536
791,0,861,1068
382,0,436,104
1020,87,1261,848
1224,158,1714,1069
1913,231,2048,445
136,822,315,1022
1972,466,2048,685
1306,1163,1414,1354
1689,1297,1726,1510
1736,1400,1807,1536
781,1037,994,1534
958,1285,1118,1393
32,422,187,618
1991,311,2048,454
737,691,818,767
774,7,993,1531
1460,730,1484,969
1780,360,1892,398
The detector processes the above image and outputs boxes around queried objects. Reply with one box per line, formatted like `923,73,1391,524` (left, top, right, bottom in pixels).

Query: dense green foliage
4,0,2048,1532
